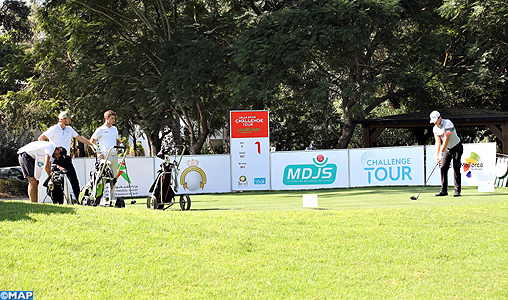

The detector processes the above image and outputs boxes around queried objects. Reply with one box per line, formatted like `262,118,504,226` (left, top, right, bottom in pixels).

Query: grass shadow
0,200,77,222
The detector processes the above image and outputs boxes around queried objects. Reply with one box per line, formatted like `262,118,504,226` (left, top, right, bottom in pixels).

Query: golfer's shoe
435,191,448,196
453,191,461,197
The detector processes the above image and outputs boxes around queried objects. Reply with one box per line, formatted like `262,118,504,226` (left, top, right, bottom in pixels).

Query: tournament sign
230,110,270,191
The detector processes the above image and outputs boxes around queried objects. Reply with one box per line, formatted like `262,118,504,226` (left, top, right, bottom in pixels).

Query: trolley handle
173,145,186,168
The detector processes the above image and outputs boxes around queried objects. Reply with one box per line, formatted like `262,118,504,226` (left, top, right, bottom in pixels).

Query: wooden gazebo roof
353,108,508,154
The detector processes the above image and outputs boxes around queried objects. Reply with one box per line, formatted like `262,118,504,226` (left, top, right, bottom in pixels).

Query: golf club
410,162,439,200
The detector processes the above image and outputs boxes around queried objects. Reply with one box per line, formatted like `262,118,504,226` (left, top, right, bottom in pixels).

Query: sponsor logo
238,175,248,186
237,127,261,134
254,178,266,185
283,155,337,185
462,152,483,178
361,151,413,184
181,159,207,191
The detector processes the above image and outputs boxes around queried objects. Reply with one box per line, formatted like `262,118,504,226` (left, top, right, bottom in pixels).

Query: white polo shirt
433,118,460,149
17,141,55,179
91,124,119,155
43,124,79,152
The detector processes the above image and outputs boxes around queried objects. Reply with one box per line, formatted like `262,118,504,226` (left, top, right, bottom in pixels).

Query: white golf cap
58,111,73,120
429,110,440,123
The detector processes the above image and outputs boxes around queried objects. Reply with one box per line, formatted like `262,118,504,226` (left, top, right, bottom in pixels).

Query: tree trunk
191,100,209,154
145,130,162,156
337,113,356,149
169,114,182,146
132,132,137,156
75,140,86,157
337,96,357,149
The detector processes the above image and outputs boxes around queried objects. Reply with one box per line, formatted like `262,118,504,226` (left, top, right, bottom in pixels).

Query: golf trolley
147,145,191,211
42,164,73,205
79,145,128,207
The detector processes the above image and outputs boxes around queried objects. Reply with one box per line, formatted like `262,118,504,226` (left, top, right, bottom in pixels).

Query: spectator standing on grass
38,111,94,201
430,110,463,197
90,110,121,202
17,141,63,203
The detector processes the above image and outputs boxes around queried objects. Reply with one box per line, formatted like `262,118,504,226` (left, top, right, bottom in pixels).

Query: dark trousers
53,156,80,200
440,142,463,193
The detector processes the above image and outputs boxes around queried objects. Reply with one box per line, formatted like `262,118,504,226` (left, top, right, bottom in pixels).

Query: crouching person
17,141,62,203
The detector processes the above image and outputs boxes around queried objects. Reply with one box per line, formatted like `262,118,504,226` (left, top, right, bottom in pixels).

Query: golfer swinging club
430,110,463,197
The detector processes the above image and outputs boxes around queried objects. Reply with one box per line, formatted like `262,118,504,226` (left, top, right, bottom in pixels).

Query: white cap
58,111,73,120
429,111,440,123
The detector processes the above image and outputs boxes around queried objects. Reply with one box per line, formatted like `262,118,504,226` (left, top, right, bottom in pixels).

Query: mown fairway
1,186,507,299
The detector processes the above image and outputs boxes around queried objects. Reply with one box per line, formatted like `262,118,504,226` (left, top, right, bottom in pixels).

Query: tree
437,0,508,111
233,0,451,149
0,0,31,42
24,0,246,155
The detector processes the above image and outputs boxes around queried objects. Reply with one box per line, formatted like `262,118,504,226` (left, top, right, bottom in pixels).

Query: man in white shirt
38,111,94,201
430,110,463,197
17,141,63,202
90,110,121,202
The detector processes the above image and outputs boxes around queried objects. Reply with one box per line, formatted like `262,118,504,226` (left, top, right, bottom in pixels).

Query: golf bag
79,146,127,208
43,164,72,204
146,145,190,211
148,155,176,209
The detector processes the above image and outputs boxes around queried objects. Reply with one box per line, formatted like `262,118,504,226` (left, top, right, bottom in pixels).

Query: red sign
230,111,269,139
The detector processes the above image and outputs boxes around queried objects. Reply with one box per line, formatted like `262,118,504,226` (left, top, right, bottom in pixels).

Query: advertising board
271,150,349,190
349,146,425,187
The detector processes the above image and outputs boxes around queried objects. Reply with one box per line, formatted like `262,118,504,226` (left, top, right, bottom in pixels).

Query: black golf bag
43,164,70,204
148,155,176,209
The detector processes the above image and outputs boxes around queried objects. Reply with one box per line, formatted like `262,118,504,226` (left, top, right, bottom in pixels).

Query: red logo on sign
231,111,269,139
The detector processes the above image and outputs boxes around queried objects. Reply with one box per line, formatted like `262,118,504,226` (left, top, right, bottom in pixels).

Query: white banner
349,146,425,187
35,143,495,203
425,142,496,186
271,150,349,190
164,154,232,194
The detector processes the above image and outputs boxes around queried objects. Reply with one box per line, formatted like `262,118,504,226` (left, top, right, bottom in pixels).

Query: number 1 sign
230,110,270,190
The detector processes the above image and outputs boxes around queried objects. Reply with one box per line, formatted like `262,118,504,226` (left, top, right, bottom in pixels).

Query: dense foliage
0,0,507,165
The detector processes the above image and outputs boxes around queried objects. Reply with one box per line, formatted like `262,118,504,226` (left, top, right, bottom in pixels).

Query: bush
129,142,145,156
0,179,28,197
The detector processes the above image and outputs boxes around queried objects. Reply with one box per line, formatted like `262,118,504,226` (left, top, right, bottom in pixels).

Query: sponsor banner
426,142,496,186
349,146,425,187
271,150,349,190
230,110,271,191
156,154,231,194
230,110,269,139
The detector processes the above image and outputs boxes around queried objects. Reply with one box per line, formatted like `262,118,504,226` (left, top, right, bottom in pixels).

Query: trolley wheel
147,196,156,209
179,194,191,211
115,198,125,208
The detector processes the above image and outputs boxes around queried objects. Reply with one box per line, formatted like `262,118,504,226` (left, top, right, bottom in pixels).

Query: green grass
1,186,507,299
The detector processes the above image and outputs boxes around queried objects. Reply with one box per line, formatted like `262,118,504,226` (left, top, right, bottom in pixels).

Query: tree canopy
0,0,507,164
